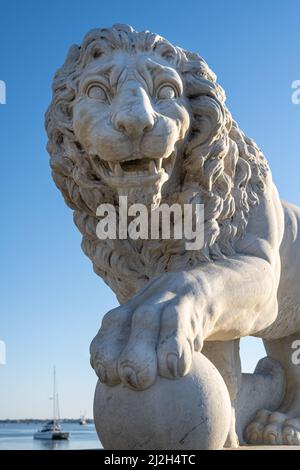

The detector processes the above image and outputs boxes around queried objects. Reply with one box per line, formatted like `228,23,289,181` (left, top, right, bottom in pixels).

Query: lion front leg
203,339,242,448
91,256,277,392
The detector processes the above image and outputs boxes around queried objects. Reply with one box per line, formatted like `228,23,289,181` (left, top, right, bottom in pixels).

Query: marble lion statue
46,24,300,446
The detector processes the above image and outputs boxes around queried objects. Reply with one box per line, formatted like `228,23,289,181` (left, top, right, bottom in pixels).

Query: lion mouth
93,153,176,187
112,157,161,175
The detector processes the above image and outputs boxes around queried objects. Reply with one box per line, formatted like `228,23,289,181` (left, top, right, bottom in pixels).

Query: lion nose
115,110,155,138
114,84,155,138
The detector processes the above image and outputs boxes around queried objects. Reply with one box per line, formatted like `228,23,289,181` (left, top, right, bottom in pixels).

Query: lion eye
157,85,176,100
87,85,108,101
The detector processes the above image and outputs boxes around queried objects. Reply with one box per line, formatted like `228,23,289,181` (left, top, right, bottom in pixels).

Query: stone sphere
94,352,231,450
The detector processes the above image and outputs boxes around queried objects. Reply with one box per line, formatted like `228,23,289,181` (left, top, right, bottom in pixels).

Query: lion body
259,200,300,339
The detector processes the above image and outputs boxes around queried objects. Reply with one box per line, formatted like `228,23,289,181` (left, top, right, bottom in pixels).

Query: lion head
46,24,270,302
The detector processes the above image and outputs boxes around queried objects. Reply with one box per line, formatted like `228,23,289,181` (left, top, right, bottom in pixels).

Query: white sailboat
79,412,87,425
34,367,69,440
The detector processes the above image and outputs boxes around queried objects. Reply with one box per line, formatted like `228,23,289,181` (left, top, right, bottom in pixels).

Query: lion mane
45,24,269,302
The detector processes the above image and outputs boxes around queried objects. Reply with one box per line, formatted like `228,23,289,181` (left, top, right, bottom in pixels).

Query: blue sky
0,0,299,419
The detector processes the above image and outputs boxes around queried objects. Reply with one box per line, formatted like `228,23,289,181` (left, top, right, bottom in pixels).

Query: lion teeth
149,160,158,174
114,162,123,177
156,159,162,171
107,162,114,172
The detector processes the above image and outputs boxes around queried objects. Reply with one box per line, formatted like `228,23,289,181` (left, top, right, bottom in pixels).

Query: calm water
0,422,102,450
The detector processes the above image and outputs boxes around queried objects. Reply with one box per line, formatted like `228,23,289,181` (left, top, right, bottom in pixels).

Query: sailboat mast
53,366,56,424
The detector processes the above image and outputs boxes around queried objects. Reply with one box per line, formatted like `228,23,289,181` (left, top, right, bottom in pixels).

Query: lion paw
245,410,300,445
90,274,203,390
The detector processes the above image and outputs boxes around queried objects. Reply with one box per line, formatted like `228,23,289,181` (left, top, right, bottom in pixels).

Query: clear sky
0,0,299,419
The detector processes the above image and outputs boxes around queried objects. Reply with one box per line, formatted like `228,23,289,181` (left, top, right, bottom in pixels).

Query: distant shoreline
0,419,94,424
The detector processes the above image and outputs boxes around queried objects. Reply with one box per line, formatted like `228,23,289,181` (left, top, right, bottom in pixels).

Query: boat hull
34,431,69,440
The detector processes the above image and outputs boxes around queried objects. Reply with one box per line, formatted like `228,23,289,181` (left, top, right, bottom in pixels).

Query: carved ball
94,352,231,450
